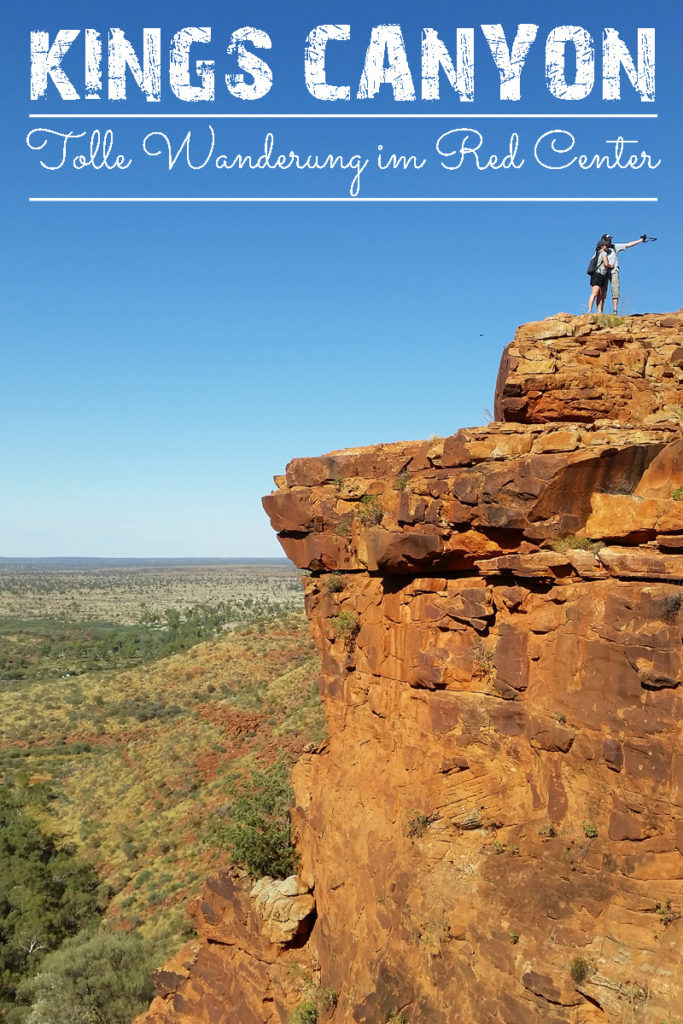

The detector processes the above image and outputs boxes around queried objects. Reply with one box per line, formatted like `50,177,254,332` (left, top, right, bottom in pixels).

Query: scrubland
0,562,322,1023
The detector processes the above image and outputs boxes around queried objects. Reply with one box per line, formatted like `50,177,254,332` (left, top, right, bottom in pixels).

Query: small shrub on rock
472,641,493,675
318,988,338,1011
655,897,680,926
407,811,432,838
662,592,682,619
333,519,351,539
289,1001,318,1024
569,956,591,985
332,611,359,639
356,495,382,526
590,313,626,328
581,821,598,839
550,535,602,554
326,574,343,593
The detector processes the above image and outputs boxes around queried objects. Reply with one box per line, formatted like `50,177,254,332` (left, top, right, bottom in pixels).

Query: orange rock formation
140,313,683,1024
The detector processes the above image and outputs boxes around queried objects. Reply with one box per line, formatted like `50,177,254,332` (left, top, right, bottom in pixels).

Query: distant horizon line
0,555,292,565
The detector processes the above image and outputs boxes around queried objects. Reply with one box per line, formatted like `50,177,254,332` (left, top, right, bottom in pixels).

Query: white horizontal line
29,197,659,203
28,112,658,120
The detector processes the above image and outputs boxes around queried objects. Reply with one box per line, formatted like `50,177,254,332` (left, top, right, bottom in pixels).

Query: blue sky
1,0,680,556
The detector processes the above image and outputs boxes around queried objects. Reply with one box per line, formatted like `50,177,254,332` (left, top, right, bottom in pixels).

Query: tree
21,930,156,1024
0,788,103,1015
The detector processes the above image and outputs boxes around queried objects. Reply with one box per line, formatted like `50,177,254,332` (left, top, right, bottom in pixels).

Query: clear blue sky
1,0,680,556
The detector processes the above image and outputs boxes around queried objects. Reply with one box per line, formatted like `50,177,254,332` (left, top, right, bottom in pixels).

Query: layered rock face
141,313,683,1024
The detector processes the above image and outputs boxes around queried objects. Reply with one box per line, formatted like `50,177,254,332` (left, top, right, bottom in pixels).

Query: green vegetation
0,563,324,1021
332,610,360,638
325,574,343,593
538,823,556,838
509,931,519,945
569,956,591,985
17,929,156,1024
387,1013,407,1024
333,520,351,539
0,789,103,1019
491,839,518,855
394,471,409,492
581,821,598,839
287,986,338,1024
0,603,271,686
672,487,683,501
472,641,493,674
356,495,383,526
590,313,626,328
289,1002,318,1024
0,564,303,625
655,897,680,926
318,988,338,1011
550,536,603,554
207,760,295,879
556,713,566,725
407,811,433,838
662,592,682,618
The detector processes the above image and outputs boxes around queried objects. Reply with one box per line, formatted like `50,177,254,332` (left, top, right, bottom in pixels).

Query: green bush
356,495,382,526
326,574,343,593
19,928,156,1024
0,789,103,1015
662,592,682,618
569,955,590,984
472,641,493,673
319,987,338,1011
655,897,680,925
332,611,359,638
550,536,602,554
407,812,432,838
211,760,295,879
581,821,598,839
289,1001,318,1024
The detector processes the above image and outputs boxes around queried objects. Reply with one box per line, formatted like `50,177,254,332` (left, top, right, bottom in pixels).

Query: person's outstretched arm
620,236,647,250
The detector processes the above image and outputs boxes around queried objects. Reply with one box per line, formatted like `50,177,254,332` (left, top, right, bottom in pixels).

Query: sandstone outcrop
140,313,683,1024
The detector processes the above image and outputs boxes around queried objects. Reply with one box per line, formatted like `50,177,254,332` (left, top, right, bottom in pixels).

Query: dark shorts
590,271,609,287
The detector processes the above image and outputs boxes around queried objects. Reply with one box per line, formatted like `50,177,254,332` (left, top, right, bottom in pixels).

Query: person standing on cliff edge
600,233,648,314
588,242,611,314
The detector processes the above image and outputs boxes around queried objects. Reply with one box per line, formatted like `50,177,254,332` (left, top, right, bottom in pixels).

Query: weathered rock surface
250,876,315,945
139,314,683,1024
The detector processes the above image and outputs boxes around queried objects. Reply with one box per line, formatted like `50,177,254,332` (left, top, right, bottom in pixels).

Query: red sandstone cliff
139,313,683,1024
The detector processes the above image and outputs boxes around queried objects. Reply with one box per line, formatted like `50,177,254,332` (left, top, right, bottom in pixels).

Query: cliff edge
140,312,683,1024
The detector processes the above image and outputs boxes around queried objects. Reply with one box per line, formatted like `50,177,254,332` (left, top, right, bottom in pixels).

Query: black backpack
586,253,598,275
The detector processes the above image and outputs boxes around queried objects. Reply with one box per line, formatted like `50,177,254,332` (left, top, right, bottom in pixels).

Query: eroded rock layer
140,313,683,1024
